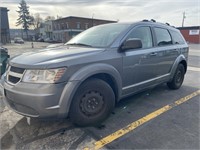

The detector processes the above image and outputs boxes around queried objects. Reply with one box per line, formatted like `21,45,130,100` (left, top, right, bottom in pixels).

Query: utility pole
92,13,94,27
182,12,186,27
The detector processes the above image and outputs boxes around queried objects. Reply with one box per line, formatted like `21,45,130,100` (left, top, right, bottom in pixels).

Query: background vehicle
44,38,61,43
44,37,52,42
14,37,24,44
1,20,188,126
37,37,44,42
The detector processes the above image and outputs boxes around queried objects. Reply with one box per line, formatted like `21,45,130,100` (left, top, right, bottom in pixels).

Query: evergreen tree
16,0,33,40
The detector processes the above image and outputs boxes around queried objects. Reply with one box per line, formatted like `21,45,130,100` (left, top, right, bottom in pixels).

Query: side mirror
121,38,142,51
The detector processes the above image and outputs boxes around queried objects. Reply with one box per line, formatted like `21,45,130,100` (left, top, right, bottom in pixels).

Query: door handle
150,52,157,56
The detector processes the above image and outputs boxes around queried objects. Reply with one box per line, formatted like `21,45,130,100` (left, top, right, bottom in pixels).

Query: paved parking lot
0,43,199,149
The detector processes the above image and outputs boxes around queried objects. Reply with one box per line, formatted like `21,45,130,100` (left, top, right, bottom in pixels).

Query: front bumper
0,76,80,118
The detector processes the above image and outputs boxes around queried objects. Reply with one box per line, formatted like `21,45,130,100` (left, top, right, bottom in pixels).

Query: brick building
52,16,116,42
177,26,200,44
0,7,10,44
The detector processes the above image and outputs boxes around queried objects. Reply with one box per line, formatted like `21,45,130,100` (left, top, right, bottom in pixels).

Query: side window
170,30,185,44
154,28,172,46
127,26,153,49
77,22,81,29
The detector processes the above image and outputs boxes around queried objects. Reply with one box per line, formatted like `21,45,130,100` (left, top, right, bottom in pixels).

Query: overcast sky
1,0,199,28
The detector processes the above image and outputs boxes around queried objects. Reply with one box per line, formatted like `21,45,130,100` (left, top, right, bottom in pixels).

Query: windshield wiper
66,43,93,47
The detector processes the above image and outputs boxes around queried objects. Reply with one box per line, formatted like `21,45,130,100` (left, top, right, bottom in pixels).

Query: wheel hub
80,91,104,116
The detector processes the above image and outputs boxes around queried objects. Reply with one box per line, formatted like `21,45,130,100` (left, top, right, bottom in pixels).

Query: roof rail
142,19,149,22
141,19,175,28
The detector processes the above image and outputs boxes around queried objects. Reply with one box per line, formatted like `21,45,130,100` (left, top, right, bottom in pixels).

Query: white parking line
188,66,200,72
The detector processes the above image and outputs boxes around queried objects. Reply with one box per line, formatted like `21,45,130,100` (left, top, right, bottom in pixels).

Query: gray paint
0,21,189,118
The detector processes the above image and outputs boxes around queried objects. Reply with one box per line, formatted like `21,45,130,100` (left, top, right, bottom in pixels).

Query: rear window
170,30,185,44
154,28,172,46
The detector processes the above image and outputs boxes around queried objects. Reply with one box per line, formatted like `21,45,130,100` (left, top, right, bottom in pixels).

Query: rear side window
170,30,185,44
154,28,172,46
127,26,153,49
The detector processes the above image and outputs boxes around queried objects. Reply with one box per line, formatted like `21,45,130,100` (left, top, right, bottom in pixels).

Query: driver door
122,26,158,95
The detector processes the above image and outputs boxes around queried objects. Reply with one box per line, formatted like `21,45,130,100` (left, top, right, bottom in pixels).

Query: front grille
7,66,25,85
10,66,25,74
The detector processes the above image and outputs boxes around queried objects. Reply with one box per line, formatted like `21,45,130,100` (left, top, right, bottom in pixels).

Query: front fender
58,63,122,117
69,63,122,98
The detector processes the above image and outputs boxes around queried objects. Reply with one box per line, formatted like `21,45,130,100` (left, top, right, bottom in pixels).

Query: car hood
9,46,104,68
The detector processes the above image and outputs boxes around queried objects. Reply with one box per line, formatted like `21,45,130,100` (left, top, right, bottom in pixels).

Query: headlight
22,68,66,83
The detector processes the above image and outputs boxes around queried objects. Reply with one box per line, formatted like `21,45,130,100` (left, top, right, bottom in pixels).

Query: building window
77,22,81,29
66,22,69,29
57,24,60,30
46,25,49,31
61,23,65,30
54,24,57,30
85,23,89,29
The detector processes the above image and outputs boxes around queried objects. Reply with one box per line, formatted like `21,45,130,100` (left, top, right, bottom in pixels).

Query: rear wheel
69,78,115,126
167,64,185,89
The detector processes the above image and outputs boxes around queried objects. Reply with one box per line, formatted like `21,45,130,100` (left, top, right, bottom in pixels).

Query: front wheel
167,64,185,90
69,78,115,126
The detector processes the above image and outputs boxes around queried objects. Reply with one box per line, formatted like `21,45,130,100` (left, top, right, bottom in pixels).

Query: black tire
167,64,185,90
69,78,115,126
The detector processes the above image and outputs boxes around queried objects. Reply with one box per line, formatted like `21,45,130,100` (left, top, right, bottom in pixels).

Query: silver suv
0,20,188,126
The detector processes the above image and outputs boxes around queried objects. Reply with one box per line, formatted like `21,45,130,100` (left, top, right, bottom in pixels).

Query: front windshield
66,23,130,48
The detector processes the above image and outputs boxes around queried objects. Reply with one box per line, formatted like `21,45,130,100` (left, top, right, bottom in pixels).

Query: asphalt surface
0,43,199,149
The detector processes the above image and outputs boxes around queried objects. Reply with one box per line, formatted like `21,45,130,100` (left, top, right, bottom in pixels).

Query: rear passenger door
152,27,179,77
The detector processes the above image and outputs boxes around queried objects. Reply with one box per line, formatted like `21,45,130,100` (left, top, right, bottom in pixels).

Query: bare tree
56,15,62,19
33,13,43,29
45,16,55,21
